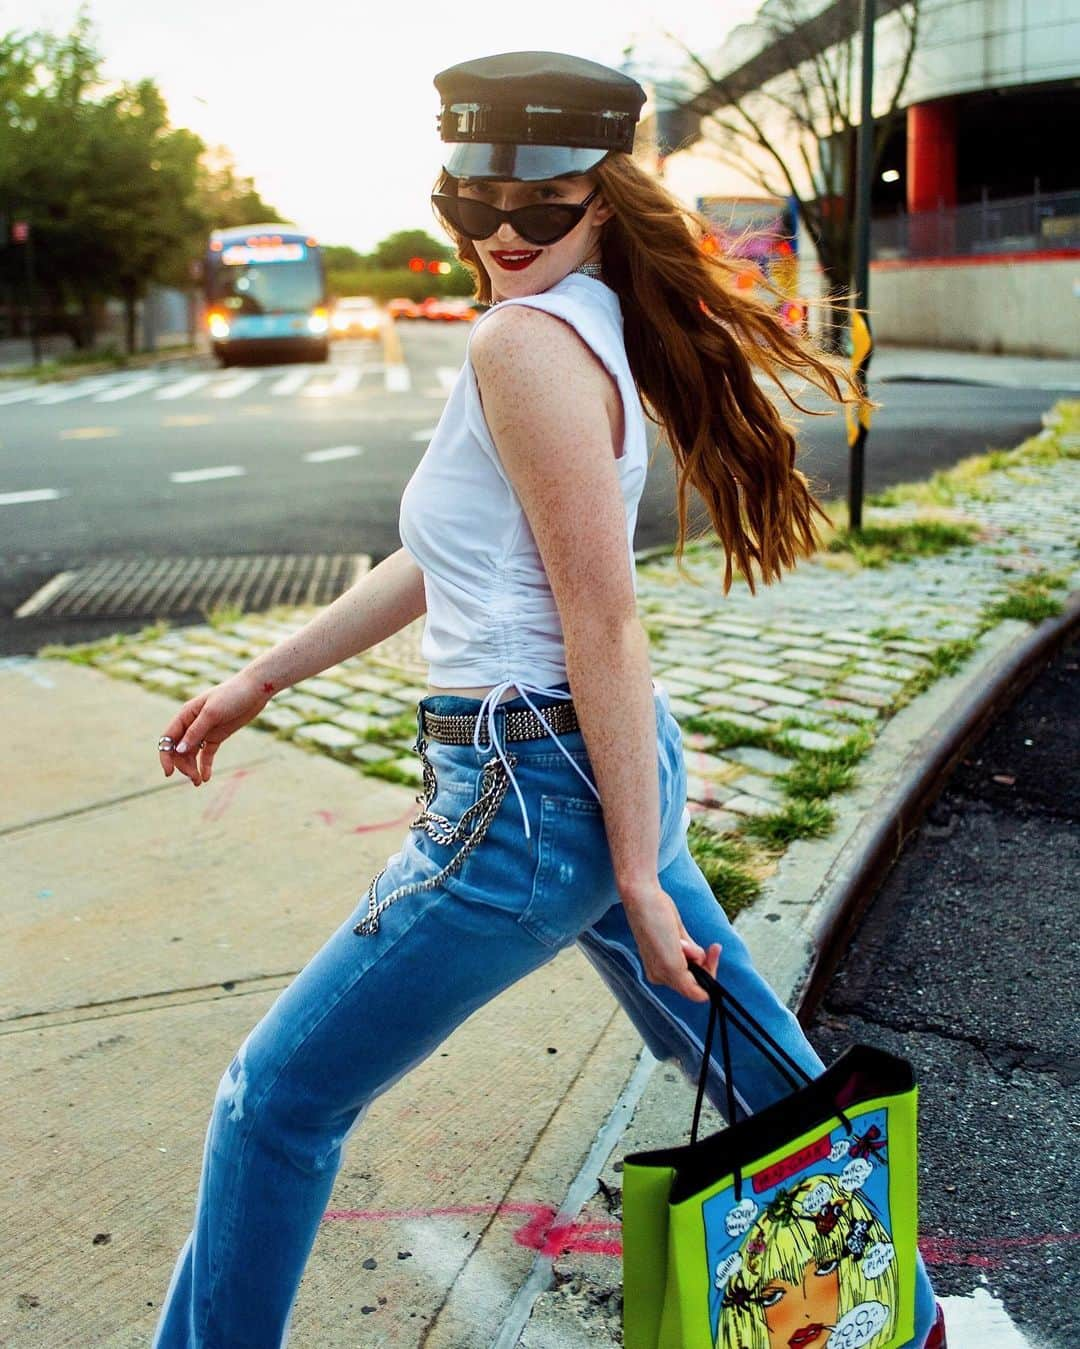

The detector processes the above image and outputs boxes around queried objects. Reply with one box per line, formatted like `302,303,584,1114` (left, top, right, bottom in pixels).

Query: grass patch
775,756,856,801
359,759,422,789
1,343,200,383
205,601,245,630
864,400,1080,510
738,798,836,847
686,821,764,921
984,571,1067,624
37,620,171,665
825,518,979,568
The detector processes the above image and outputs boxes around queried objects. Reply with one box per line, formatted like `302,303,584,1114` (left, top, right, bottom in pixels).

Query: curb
794,587,1080,1022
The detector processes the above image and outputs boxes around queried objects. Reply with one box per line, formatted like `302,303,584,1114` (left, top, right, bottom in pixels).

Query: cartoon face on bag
706,1110,898,1349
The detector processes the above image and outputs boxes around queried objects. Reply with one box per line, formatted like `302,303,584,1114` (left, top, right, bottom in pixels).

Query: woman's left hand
618,880,722,1003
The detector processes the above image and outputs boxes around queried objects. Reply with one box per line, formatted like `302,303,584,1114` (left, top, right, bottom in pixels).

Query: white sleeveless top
398,271,649,839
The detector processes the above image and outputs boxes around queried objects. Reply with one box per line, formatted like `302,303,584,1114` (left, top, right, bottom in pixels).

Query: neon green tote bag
622,966,918,1349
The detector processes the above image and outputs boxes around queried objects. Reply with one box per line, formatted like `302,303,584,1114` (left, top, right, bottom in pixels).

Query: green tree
370,228,452,270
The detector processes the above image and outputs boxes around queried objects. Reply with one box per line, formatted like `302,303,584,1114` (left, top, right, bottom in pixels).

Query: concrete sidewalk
872,343,1080,391
3,402,1078,1346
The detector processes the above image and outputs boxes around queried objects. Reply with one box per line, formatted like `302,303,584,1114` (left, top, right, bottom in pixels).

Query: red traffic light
426,260,441,273
408,257,425,272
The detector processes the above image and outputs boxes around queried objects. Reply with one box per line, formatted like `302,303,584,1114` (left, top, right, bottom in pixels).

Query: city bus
203,224,330,365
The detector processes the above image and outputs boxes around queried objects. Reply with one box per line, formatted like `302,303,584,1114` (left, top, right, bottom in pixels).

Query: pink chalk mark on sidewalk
325,1202,1077,1267
307,803,418,832
323,1200,620,1257
202,768,253,822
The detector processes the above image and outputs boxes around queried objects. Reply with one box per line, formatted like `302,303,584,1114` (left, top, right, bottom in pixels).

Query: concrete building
645,0,1080,356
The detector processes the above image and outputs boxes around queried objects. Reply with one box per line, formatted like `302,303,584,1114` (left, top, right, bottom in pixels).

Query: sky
9,0,760,252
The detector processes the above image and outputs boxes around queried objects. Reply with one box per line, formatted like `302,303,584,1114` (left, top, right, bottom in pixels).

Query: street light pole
848,0,876,531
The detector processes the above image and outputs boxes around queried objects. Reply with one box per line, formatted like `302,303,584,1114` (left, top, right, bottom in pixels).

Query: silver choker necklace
572,260,605,281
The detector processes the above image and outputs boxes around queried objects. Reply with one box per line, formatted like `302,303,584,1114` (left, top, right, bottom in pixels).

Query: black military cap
434,51,647,181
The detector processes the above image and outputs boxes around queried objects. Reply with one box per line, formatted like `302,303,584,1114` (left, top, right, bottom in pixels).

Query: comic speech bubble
827,1301,890,1349
840,1157,874,1191
862,1242,895,1279
829,1137,851,1161
724,1198,759,1237
714,1252,742,1289
800,1182,833,1214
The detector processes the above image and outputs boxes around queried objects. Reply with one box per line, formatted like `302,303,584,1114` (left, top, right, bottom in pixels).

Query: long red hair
432,154,859,594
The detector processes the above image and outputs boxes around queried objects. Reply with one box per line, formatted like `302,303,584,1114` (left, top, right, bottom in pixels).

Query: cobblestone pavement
52,406,1079,904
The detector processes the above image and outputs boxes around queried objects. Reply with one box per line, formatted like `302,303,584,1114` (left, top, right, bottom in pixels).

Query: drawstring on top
475,680,601,839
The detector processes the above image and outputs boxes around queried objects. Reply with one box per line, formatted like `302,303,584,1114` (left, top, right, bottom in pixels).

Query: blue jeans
153,682,938,1347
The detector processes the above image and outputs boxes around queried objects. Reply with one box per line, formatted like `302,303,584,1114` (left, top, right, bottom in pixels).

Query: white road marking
303,366,362,398
940,1287,1034,1346
0,384,47,406
303,445,365,462
211,372,261,399
410,426,439,442
169,466,246,483
154,373,215,400
34,376,125,404
15,571,76,618
94,375,164,402
270,367,315,396
436,366,459,391
385,364,411,393
0,488,64,505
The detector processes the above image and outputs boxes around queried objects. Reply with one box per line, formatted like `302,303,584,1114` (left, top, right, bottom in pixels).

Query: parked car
387,296,422,320
331,295,381,339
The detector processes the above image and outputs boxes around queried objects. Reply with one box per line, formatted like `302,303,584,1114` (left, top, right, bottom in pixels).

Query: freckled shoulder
469,302,611,393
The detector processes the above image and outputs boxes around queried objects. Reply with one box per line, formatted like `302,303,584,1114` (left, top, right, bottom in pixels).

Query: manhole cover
16,554,369,620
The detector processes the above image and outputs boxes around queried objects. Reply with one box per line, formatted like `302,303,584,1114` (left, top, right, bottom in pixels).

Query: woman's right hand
157,671,275,786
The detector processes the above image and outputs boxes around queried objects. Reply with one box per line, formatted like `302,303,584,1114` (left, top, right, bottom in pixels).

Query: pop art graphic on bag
703,1107,898,1349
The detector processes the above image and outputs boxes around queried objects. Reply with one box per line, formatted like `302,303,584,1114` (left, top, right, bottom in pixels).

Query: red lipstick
789,1328,826,1349
490,249,541,271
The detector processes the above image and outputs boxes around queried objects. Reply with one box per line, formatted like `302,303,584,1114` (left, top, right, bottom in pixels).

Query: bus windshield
208,244,323,316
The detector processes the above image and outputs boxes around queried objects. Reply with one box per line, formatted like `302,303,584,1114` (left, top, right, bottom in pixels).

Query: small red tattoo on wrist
261,681,274,694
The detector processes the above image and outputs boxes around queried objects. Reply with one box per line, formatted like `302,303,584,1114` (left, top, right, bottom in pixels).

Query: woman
714,1173,900,1349
152,51,944,1347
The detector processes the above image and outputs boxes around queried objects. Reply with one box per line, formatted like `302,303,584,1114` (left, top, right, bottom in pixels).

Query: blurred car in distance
331,295,381,338
417,296,478,321
387,296,422,320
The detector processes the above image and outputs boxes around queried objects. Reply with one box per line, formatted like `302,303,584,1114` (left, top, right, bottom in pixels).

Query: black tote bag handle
686,962,852,1202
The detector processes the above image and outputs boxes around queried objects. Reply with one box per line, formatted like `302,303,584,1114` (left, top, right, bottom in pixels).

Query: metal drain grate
16,554,369,620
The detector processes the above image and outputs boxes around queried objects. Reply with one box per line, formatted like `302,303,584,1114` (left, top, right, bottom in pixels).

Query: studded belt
421,699,580,746
353,697,582,937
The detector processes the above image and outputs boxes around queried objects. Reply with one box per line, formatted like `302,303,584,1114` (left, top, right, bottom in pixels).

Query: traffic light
408,257,425,272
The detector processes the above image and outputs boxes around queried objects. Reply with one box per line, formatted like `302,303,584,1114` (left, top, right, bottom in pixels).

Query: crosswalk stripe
154,374,214,400
270,367,314,396
0,384,47,406
385,364,411,393
212,372,262,399
0,488,63,504
34,376,125,405
169,466,246,483
411,426,440,442
94,375,164,402
304,366,362,398
437,366,459,391
303,445,364,462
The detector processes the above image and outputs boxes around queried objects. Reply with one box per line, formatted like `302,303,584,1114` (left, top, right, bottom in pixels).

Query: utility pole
847,0,876,531
13,219,41,366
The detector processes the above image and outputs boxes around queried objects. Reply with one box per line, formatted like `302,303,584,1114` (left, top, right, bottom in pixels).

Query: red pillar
906,100,957,212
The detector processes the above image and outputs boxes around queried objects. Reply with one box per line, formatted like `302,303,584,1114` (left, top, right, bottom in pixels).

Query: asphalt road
809,635,1079,1345
0,321,1071,654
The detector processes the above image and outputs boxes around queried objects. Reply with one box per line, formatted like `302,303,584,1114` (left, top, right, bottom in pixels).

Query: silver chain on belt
352,730,519,936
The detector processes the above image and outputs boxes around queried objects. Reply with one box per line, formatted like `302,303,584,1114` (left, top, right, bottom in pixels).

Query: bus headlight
207,312,231,340
308,308,330,335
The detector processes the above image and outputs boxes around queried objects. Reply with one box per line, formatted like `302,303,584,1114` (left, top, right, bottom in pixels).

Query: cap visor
443,143,608,181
